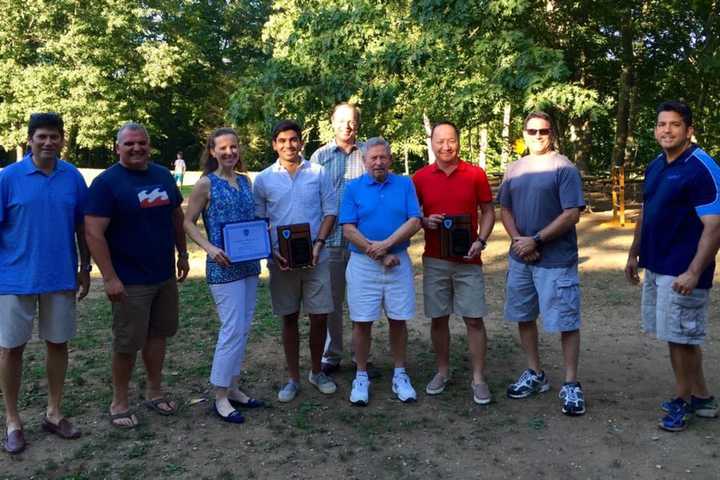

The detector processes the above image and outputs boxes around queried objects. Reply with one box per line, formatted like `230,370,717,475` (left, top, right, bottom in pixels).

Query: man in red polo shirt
413,121,495,404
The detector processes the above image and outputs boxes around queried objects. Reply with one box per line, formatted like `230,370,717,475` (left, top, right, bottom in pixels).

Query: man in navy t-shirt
626,101,720,432
85,122,189,428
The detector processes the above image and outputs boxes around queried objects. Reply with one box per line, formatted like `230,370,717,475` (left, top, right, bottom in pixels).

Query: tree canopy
1,0,717,173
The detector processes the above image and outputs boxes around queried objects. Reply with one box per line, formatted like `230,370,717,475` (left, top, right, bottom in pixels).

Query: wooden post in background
612,165,626,226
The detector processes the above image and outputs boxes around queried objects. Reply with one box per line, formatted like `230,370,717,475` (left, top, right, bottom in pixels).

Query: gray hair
365,136,391,157
116,122,150,144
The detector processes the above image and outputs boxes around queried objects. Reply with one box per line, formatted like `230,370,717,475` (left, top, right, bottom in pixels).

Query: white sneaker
308,371,337,395
350,376,370,406
392,372,417,403
278,381,299,403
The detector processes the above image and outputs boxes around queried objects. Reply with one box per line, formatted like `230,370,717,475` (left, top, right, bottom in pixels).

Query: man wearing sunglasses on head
497,111,586,416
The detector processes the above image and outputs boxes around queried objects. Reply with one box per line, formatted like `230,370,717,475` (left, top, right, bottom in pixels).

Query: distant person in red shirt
412,121,495,405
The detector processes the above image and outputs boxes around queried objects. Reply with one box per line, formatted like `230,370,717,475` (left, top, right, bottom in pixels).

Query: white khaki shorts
642,270,709,345
422,257,487,319
346,251,415,322
268,259,333,316
0,292,76,348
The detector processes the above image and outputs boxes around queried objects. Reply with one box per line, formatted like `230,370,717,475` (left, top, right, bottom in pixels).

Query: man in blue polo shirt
626,100,720,432
340,137,422,406
0,113,89,454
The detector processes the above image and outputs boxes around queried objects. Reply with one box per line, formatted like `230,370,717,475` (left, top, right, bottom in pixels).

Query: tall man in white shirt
253,120,338,403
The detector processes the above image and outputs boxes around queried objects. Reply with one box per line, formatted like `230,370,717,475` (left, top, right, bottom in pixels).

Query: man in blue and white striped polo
310,103,367,375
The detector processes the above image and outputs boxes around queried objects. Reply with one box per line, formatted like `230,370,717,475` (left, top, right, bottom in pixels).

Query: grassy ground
2,210,719,479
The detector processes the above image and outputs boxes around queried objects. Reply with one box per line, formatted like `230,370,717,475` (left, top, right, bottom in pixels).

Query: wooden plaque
440,214,472,257
277,223,313,269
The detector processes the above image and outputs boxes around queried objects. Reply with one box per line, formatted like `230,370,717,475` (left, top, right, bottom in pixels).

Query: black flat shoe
229,397,266,409
213,402,245,424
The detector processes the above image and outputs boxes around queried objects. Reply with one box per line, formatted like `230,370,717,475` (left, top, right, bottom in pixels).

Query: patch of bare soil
2,210,718,479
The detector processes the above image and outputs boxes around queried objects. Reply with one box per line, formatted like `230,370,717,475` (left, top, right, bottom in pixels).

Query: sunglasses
525,128,551,136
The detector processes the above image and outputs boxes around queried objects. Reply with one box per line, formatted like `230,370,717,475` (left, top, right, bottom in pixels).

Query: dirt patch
2,210,718,479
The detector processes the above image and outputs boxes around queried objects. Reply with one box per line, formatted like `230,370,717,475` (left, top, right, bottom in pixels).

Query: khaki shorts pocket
553,276,580,316
669,292,706,338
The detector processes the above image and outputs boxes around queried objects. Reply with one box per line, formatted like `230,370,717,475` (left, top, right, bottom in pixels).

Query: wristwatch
532,233,543,248
314,238,326,246
80,264,92,273
476,238,487,250
178,251,189,260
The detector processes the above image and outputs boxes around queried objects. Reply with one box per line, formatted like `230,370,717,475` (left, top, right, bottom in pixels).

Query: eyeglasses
525,128,551,136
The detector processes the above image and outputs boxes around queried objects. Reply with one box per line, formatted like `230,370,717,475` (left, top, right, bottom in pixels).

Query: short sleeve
173,182,183,208
692,159,720,216
474,168,492,203
411,172,424,207
163,168,182,207
558,166,585,210
253,174,267,218
405,179,421,219
0,172,7,224
85,176,114,218
319,166,338,216
74,171,89,225
339,183,358,224
497,175,512,208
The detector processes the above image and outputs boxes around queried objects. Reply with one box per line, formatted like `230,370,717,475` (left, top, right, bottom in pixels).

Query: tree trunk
468,125,474,162
501,103,511,171
610,10,634,170
624,84,639,168
694,0,719,143
15,145,23,162
572,117,591,174
423,112,435,164
479,126,488,169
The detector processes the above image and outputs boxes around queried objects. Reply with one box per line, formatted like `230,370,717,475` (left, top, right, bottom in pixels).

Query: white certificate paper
222,219,271,263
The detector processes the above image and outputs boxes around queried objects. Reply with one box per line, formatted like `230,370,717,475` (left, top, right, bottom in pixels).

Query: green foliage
1,1,717,172
229,0,720,174
0,0,271,168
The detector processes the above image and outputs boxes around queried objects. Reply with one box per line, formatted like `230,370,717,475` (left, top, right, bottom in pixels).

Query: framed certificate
222,219,272,263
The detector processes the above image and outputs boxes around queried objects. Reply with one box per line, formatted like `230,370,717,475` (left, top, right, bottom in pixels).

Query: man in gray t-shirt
497,111,586,417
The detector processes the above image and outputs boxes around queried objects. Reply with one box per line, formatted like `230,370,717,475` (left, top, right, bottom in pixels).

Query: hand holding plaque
440,214,473,258
277,223,313,269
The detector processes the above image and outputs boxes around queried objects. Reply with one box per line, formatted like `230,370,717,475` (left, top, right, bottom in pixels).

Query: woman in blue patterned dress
183,128,263,423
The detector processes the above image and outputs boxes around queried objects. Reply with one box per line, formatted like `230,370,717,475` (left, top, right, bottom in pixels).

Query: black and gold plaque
277,223,313,268
440,214,472,257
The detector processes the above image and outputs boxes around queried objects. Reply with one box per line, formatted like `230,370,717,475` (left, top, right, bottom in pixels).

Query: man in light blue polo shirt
626,101,720,432
254,120,338,403
340,137,422,406
0,113,90,454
